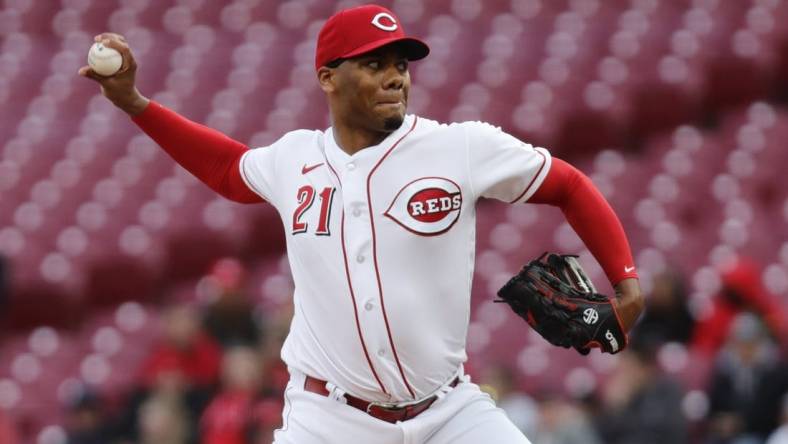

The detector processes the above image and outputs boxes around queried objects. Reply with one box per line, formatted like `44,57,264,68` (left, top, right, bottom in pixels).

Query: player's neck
331,121,390,156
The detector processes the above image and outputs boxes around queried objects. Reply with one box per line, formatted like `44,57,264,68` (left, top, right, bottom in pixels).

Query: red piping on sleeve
509,150,547,204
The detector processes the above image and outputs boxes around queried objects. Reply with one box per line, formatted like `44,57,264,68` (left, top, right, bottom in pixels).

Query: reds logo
371,12,397,31
384,177,462,236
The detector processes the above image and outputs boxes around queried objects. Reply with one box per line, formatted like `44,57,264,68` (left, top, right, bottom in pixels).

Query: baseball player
79,4,644,443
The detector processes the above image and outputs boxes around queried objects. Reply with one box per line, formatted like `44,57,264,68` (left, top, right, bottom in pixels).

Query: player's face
331,46,410,133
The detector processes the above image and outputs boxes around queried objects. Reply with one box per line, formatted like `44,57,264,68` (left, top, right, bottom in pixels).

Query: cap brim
342,36,430,62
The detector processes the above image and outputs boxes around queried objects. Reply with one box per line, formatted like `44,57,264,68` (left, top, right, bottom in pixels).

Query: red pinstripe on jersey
366,117,419,399
323,153,390,396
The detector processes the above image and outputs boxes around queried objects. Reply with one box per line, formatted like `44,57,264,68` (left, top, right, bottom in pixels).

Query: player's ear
317,66,336,93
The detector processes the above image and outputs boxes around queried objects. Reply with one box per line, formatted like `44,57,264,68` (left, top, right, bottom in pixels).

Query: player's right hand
77,32,150,116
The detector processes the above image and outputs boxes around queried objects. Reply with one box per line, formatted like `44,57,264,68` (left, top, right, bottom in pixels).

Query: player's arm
527,158,644,330
77,33,262,204
130,102,261,203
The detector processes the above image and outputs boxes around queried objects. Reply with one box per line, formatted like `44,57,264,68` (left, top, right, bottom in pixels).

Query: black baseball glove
497,253,627,355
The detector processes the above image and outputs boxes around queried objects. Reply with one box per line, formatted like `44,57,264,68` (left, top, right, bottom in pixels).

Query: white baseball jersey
240,115,551,403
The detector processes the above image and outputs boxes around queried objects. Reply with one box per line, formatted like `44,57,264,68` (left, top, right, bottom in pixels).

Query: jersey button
364,301,373,311
347,162,356,171
356,255,365,263
352,208,362,217
377,349,385,357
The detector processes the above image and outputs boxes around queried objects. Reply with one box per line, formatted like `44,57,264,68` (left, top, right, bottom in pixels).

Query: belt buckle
366,401,405,414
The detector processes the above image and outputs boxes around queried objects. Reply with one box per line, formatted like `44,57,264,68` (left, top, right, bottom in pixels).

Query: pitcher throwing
80,4,644,443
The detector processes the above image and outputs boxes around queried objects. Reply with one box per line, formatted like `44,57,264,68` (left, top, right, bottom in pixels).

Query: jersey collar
324,115,415,166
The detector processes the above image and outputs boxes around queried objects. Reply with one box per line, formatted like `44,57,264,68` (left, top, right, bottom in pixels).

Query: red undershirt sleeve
528,158,638,286
131,101,263,204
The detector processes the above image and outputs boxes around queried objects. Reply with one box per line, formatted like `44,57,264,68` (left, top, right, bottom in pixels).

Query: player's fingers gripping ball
87,42,123,76
497,253,627,355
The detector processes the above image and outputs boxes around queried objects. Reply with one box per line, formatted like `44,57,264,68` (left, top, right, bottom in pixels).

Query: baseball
87,42,123,76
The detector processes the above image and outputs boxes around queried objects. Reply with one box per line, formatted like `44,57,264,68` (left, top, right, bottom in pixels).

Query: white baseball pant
273,368,532,444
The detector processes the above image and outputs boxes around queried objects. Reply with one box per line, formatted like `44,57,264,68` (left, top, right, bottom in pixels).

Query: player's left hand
496,253,628,355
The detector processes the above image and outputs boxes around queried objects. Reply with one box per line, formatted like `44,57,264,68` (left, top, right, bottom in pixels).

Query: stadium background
0,0,787,443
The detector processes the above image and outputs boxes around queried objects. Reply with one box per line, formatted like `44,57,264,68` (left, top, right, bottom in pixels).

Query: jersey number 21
292,185,336,236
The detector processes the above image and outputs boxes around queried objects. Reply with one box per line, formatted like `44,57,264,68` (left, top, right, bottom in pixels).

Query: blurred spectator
593,339,688,444
0,408,19,444
248,398,284,444
0,255,8,309
692,258,786,355
706,312,788,444
200,346,278,444
257,302,294,398
140,304,222,389
112,304,222,443
766,395,788,444
636,269,695,344
229,305,291,442
138,391,191,444
533,396,602,444
479,365,539,436
112,353,197,444
64,392,109,444
202,258,261,347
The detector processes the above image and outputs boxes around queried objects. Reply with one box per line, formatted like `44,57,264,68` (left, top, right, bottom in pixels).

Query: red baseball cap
315,4,430,70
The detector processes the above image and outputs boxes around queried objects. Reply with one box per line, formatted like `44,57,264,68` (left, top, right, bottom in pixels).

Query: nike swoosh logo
624,266,636,273
301,163,324,175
